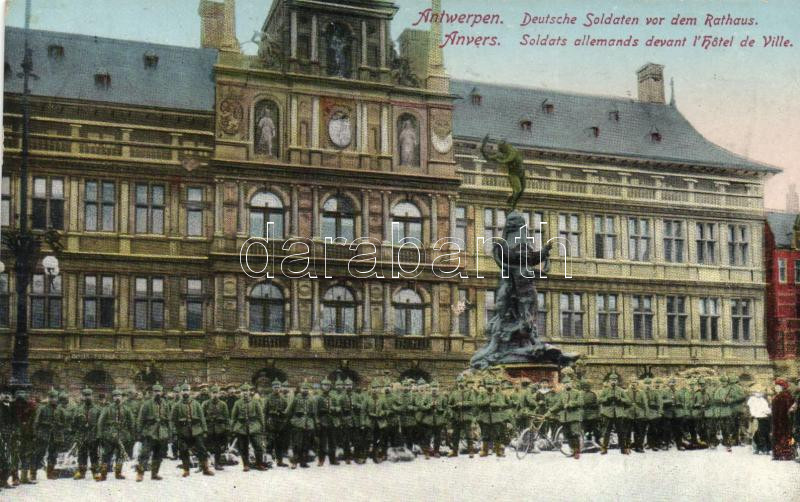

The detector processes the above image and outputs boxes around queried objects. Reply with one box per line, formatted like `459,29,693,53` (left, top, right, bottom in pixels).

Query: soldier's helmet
300,381,311,391
430,381,439,389
730,375,740,384
334,379,345,389
643,378,652,385
654,378,664,385
370,380,380,390
14,389,28,400
456,374,465,383
271,379,282,389
112,389,123,397
48,389,59,399
607,372,619,382
81,387,93,397
210,385,220,394
416,378,426,386
344,378,354,388
719,375,729,384
180,383,191,392
172,385,181,394
561,376,572,385
152,383,164,392
127,388,136,396
240,383,253,392
579,379,591,391
321,378,332,389
281,381,290,389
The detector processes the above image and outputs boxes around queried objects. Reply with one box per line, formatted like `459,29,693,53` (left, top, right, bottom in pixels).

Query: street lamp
2,0,63,390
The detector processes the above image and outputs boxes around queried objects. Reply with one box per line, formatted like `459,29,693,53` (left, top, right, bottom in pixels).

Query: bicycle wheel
551,426,565,451
515,428,534,460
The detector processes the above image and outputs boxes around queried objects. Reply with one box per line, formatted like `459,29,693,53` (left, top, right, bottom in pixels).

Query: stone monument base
501,362,560,384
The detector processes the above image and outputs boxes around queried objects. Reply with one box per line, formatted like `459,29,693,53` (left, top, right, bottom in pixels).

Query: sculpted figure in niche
255,101,279,157
398,116,419,166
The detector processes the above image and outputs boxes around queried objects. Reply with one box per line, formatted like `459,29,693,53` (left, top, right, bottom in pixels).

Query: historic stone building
1,0,780,392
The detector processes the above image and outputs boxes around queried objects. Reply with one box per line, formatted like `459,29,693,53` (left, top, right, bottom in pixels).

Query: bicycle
513,414,564,459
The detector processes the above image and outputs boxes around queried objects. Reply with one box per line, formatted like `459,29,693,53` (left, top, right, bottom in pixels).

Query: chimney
198,0,239,52
637,63,665,103
787,183,799,212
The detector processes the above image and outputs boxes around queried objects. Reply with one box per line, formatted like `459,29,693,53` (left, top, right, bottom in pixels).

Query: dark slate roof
450,79,780,174
4,27,217,112
767,212,797,248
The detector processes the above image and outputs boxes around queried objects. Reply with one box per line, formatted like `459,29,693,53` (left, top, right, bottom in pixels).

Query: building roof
767,212,798,248
4,27,217,112
450,79,780,174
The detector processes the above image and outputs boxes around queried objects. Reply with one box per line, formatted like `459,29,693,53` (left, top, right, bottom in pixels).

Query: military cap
430,381,440,389
172,385,181,393
607,372,619,380
502,380,513,388
344,378,353,386
152,382,164,392
14,390,28,399
127,388,136,396
321,378,331,386
456,374,465,382
719,375,728,384
240,383,253,391
370,380,381,389
48,389,59,398
561,376,572,384
210,385,220,393
730,375,739,383
300,381,311,390
654,378,664,385
81,387,93,396
416,378,426,386
282,381,290,388
271,379,282,389
643,378,652,385
334,379,344,388
112,389,123,397
179,383,191,392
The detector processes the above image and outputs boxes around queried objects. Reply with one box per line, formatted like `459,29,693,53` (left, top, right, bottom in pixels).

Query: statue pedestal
500,363,560,384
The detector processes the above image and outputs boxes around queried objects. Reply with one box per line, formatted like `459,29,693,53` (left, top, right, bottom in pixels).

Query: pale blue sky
4,0,799,208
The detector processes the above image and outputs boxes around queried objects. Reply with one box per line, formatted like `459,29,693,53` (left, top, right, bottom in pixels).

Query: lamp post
2,0,62,390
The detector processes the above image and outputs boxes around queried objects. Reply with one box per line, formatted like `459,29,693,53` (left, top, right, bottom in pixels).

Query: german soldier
136,382,170,481
599,373,631,454
286,381,315,469
230,383,267,472
33,389,67,479
97,389,135,481
70,387,103,480
202,385,229,470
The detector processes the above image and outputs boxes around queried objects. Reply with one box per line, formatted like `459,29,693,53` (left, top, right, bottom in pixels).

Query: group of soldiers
0,371,753,489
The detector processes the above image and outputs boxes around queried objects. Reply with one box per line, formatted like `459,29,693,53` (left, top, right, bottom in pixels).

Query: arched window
324,22,353,78
250,191,284,238
321,196,355,241
393,288,424,335
252,367,288,389
391,201,422,243
249,283,285,333
322,285,357,334
399,368,430,383
84,369,114,394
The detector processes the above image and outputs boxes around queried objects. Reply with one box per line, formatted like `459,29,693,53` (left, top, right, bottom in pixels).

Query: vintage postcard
0,0,798,500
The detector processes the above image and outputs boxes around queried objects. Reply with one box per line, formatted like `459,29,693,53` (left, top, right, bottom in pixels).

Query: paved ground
9,447,799,502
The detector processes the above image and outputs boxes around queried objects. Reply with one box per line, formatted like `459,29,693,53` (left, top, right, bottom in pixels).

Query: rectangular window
32,177,64,230
696,222,717,264
731,299,752,342
457,288,470,335
186,187,204,237
596,293,619,338
779,259,788,283
30,273,62,328
483,208,506,242
1,176,10,226
536,291,547,338
85,181,115,231
666,296,687,340
455,206,467,245
699,297,719,341
727,224,749,266
558,213,580,257
521,211,546,248
628,218,651,261
134,277,164,330
559,292,583,338
485,290,496,322
0,273,8,327
83,275,115,329
795,260,800,283
186,278,204,331
594,215,616,259
632,295,654,339
135,183,165,234
663,220,685,263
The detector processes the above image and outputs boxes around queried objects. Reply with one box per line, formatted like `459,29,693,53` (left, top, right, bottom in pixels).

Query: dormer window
650,127,662,142
143,52,159,69
590,126,600,138
520,120,532,132
47,44,64,60
94,73,111,89
542,100,554,114
609,110,620,121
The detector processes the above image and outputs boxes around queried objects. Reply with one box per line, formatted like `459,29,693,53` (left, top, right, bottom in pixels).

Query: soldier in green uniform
136,382,170,482
626,380,649,453
391,380,417,453
170,383,213,477
229,383,267,472
580,379,600,445
202,385,229,470
643,378,663,450
547,376,584,459
335,378,360,464
660,378,684,450
447,374,476,457
363,381,389,463
515,380,538,435
33,389,67,479
711,375,735,452
263,379,288,467
123,388,141,458
476,378,508,457
413,379,429,452
285,381,315,469
702,377,719,448
420,381,448,458
10,390,37,484
97,389,135,481
313,378,338,466
70,387,103,480
598,373,631,454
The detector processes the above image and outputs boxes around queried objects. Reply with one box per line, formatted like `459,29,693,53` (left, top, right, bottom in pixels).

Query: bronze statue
480,135,525,210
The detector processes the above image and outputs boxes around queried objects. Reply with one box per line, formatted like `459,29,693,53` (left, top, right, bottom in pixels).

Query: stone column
362,190,370,238
379,21,387,68
361,20,368,66
290,11,298,59
238,183,246,236
311,280,321,333
380,105,390,155
430,284,440,336
291,185,299,237
214,181,223,236
383,283,393,334
311,96,320,149
450,284,460,335
382,191,391,241
290,96,298,147
448,196,457,240
429,193,438,244
311,185,320,238
291,281,300,333
311,15,318,62
362,281,372,335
